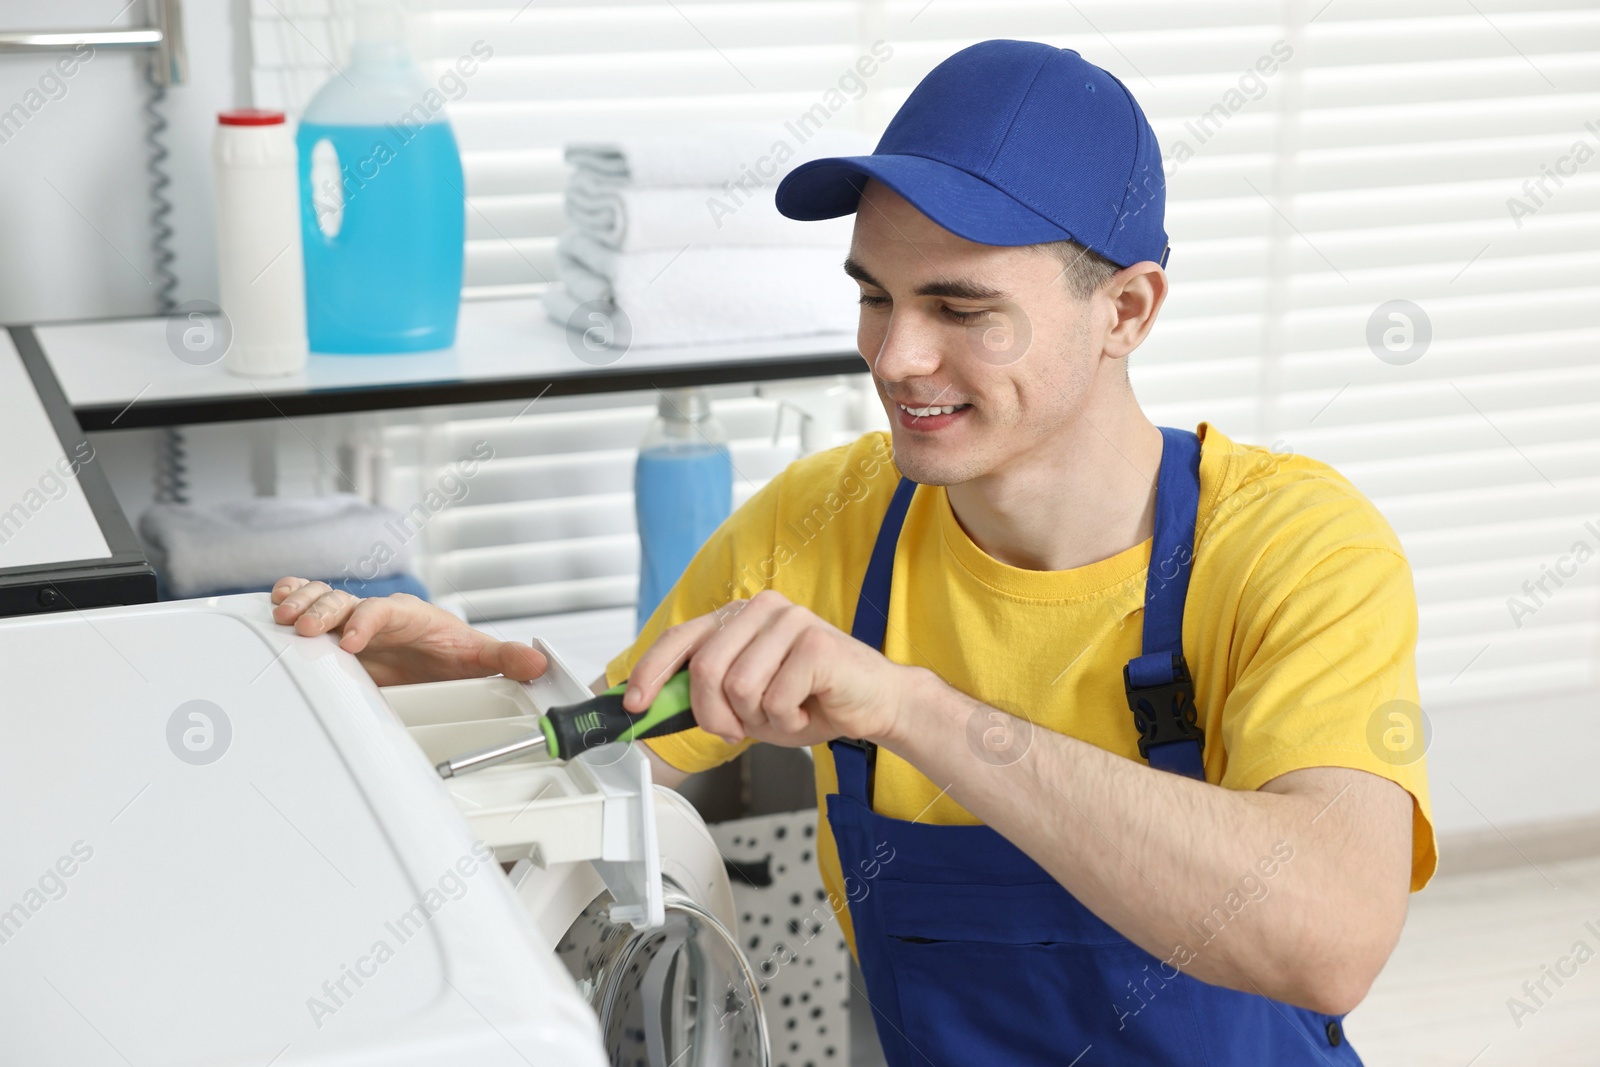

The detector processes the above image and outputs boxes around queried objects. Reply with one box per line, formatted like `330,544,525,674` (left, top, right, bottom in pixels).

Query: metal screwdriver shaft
436,670,695,779
436,731,549,779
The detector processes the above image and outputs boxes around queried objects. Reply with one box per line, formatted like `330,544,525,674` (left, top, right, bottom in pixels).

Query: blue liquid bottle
296,4,464,353
635,389,734,633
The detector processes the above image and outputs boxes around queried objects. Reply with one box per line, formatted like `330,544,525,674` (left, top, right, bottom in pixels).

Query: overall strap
832,476,918,808
849,476,918,651
1124,427,1206,780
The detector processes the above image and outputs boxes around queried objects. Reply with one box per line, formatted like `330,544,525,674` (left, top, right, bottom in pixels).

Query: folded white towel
555,250,619,309
565,169,855,252
565,124,871,188
544,281,857,350
140,494,414,599
544,232,859,348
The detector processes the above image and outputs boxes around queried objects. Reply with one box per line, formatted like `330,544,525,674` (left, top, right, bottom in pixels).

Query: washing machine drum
558,881,767,1067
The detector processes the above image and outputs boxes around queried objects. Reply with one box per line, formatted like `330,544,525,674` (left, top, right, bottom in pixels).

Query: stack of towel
140,494,429,602
542,124,870,348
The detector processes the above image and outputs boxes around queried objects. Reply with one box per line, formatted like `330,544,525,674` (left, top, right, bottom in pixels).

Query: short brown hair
1029,240,1123,299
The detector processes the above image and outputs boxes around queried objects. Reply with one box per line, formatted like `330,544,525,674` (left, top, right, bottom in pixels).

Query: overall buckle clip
833,737,878,808
1123,654,1203,760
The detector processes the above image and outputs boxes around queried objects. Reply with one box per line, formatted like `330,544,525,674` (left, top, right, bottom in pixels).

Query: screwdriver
435,669,694,779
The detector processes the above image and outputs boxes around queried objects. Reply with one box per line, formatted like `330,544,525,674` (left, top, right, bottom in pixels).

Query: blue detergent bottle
635,388,734,633
296,2,464,352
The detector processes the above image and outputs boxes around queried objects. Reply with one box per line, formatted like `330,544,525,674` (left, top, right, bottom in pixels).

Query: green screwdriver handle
538,669,695,760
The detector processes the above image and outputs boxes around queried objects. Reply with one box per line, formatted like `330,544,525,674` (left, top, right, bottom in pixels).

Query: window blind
249,0,1600,717
375,384,879,621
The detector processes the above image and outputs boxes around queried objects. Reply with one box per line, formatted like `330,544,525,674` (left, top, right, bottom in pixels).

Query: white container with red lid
213,109,308,377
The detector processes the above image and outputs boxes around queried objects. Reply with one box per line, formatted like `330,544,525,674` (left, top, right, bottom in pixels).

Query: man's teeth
899,403,963,417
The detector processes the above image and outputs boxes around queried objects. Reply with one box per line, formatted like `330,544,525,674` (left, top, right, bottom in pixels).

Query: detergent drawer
380,640,664,929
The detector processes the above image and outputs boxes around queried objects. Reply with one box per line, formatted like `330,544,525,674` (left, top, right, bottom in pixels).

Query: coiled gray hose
144,62,187,505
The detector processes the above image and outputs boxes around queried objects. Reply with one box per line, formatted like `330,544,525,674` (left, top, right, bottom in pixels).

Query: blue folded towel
140,494,417,599
156,572,430,603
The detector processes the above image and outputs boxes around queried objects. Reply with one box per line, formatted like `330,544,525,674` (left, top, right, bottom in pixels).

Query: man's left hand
622,590,913,748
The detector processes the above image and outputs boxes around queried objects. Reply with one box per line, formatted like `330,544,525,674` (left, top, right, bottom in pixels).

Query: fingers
624,610,727,711
270,577,326,623
268,581,546,687
682,592,791,743
724,604,815,734
271,576,309,605
761,628,829,734
480,639,548,682
271,580,361,637
335,597,394,654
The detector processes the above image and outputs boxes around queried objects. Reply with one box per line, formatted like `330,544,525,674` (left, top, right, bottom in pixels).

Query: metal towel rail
0,0,185,85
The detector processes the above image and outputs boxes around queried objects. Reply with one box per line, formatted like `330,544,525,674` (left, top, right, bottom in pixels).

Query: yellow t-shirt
606,423,1438,953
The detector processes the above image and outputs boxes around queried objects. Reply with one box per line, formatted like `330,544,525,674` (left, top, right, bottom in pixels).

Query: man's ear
1101,262,1167,362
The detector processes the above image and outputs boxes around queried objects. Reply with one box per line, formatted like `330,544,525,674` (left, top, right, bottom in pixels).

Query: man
273,41,1435,1065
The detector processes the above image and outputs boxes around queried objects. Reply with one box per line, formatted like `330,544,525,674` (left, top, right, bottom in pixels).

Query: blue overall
826,428,1361,1065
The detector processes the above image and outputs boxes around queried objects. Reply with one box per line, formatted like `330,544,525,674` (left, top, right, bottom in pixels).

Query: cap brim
774,153,1078,248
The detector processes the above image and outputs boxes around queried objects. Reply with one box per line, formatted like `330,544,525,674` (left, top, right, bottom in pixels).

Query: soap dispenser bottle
634,388,734,633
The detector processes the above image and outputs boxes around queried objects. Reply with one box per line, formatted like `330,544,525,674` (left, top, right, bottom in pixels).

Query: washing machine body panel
0,594,607,1066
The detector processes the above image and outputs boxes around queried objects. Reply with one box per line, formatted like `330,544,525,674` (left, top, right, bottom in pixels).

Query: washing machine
0,593,767,1067
382,647,770,1067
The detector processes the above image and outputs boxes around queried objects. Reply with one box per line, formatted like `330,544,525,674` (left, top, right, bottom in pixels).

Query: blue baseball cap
774,40,1169,269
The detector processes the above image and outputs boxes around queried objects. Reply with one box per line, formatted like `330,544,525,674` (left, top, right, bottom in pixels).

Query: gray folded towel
140,494,414,599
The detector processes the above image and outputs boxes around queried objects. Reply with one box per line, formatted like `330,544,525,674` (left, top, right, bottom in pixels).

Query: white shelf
28,298,861,430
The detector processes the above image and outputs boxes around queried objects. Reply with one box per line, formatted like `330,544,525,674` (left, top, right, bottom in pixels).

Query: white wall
0,0,246,323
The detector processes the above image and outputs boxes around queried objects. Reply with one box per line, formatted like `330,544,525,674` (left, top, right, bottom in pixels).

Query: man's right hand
270,577,548,687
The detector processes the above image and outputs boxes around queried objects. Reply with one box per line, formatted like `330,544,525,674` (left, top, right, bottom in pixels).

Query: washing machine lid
0,593,608,1066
